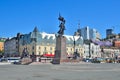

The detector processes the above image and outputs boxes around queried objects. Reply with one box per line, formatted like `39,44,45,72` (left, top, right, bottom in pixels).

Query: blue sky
0,0,120,38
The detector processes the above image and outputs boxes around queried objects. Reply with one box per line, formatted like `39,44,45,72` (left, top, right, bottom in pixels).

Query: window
50,47,52,50
42,43,44,45
32,52,34,55
39,52,41,55
66,48,68,51
44,47,46,51
71,48,72,51
32,46,34,50
39,47,41,50
47,43,49,45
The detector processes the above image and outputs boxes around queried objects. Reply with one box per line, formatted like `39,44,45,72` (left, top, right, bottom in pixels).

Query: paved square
0,63,120,80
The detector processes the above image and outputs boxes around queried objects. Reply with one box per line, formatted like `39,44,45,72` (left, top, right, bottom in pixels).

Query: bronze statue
57,14,66,35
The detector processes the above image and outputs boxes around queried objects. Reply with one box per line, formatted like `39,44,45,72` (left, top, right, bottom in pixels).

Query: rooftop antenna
78,20,80,29
77,20,81,36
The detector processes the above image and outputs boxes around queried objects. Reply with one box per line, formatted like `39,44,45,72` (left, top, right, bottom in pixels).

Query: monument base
52,58,80,64
60,59,80,62
52,35,67,64
20,57,32,65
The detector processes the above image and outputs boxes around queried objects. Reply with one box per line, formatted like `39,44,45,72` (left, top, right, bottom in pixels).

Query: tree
0,50,4,56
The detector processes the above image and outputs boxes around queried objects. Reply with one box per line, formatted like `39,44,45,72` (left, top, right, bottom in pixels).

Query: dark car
117,58,120,63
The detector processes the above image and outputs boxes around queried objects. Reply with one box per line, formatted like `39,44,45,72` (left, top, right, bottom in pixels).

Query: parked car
105,58,114,63
117,58,120,63
91,58,101,63
82,58,93,62
0,57,7,62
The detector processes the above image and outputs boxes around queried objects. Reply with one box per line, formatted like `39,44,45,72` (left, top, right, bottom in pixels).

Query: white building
90,43,101,58
83,44,89,58
83,40,101,59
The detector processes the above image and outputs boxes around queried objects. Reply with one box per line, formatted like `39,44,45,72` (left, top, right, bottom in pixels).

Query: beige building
18,27,84,57
101,47,120,58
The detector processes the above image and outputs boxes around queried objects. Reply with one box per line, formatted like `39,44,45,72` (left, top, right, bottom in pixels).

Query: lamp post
73,35,77,59
88,41,91,58
73,35,76,54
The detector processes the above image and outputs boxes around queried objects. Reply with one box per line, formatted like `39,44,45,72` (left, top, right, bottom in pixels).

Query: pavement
0,62,11,65
0,62,120,80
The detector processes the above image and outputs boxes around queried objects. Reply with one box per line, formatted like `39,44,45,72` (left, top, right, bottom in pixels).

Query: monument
52,14,67,64
20,48,32,65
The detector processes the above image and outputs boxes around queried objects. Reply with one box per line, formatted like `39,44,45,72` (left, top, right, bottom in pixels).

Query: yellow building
0,41,4,51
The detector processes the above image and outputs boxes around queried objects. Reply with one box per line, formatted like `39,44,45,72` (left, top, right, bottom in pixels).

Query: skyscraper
80,26,101,40
106,29,113,38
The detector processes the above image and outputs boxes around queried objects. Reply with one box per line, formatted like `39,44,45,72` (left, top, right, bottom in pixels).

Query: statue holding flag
57,14,66,36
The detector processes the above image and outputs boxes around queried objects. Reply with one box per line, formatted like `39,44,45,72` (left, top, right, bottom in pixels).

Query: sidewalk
29,61,92,65
29,62,51,65
0,62,11,65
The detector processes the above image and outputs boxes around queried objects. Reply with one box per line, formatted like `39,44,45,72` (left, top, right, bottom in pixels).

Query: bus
7,57,20,63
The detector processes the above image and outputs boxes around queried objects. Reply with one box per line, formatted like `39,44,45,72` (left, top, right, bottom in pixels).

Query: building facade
0,41,4,51
84,40,101,59
106,29,113,38
4,27,103,59
80,26,101,40
90,43,101,58
101,47,120,58
18,27,84,57
113,40,120,48
0,38,6,52
4,37,19,56
80,26,90,40
83,44,89,58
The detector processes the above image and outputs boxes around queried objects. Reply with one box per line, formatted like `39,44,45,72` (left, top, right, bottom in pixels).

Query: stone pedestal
20,57,32,65
52,35,67,64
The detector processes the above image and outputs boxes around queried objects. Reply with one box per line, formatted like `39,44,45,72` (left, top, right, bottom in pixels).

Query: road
0,63,120,80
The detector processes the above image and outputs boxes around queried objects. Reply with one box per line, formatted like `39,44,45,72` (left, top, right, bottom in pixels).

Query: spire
77,22,80,32
78,22,80,29
33,26,39,32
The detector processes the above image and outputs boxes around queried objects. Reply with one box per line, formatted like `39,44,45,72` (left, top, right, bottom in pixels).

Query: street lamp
73,35,76,54
88,40,91,58
73,35,78,59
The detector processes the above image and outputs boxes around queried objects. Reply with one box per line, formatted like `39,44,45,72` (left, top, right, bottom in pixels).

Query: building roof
92,39,112,46
41,32,56,40
41,32,83,41
33,26,39,32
